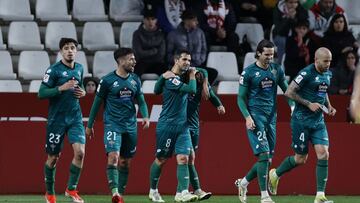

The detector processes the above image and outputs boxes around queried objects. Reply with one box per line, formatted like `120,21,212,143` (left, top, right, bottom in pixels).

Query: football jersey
158,75,188,124
97,71,143,132
239,62,286,116
292,64,332,122
42,61,84,122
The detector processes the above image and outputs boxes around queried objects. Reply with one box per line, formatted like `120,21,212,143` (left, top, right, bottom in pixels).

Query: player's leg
188,129,212,200
65,122,86,203
44,124,66,203
312,125,331,203
269,121,309,195
174,128,198,202
149,124,175,202
117,132,137,195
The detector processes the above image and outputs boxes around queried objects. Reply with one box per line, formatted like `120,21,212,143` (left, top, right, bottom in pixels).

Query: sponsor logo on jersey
317,82,328,97
118,87,132,101
260,77,273,90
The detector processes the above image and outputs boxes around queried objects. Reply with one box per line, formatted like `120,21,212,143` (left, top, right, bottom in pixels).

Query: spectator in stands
83,77,99,94
308,0,346,39
329,50,358,95
284,20,317,81
167,9,218,84
132,9,167,77
194,0,241,56
156,0,186,35
272,0,309,63
322,13,359,68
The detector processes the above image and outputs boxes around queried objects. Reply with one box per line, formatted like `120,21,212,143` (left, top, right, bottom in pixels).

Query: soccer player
268,47,336,203
39,38,86,203
153,68,226,201
148,50,199,202
85,48,150,203
350,66,360,123
235,39,294,203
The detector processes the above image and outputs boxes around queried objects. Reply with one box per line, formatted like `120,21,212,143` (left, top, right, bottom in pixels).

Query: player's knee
108,153,119,165
118,157,130,168
47,155,60,167
176,154,189,164
294,154,308,165
74,149,85,161
317,150,329,160
188,151,195,164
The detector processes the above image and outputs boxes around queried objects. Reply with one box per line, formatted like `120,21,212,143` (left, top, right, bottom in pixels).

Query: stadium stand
206,52,239,81
0,0,34,21
8,21,44,51
109,0,144,23
45,22,78,51
0,80,22,92
243,52,256,70
28,80,42,93
336,0,360,24
235,23,264,51
141,80,157,94
82,22,118,51
0,51,16,79
92,51,117,78
72,0,108,21
119,22,141,48
217,81,239,94
0,26,7,50
35,0,71,22
18,51,50,80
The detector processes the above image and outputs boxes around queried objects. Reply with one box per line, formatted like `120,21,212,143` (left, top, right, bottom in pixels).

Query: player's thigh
46,123,66,155
291,120,310,155
67,121,86,144
155,124,178,158
246,115,270,155
119,131,138,158
174,127,192,156
104,126,123,153
310,122,329,146
189,128,200,151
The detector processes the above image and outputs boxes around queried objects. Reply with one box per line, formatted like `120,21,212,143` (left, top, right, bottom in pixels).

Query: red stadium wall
0,94,358,195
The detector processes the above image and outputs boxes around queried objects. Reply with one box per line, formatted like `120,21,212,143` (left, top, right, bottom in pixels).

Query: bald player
350,67,360,123
268,48,336,203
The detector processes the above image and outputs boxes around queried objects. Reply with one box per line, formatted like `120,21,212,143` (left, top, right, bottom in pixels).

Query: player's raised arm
179,67,197,94
154,71,176,95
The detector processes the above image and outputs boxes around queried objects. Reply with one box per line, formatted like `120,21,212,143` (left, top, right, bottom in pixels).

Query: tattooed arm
285,80,321,112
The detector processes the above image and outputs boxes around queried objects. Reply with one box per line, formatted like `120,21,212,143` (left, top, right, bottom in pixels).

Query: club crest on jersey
255,72,260,77
62,71,68,77
130,79,137,88
77,71,81,76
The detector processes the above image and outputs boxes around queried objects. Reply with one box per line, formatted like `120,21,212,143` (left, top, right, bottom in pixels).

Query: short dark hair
59,38,78,50
255,39,274,59
173,49,191,60
181,10,197,21
114,48,134,63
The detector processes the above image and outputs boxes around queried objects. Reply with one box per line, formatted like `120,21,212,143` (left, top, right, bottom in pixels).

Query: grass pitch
0,195,359,203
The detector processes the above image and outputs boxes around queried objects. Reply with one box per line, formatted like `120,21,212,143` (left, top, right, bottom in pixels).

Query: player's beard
124,65,135,73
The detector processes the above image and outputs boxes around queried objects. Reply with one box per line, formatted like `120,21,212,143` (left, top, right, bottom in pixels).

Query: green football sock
44,164,56,195
188,164,200,191
118,167,129,194
245,162,258,182
107,165,119,191
276,156,297,177
316,160,328,192
67,164,81,191
149,161,162,190
257,154,269,191
177,164,190,192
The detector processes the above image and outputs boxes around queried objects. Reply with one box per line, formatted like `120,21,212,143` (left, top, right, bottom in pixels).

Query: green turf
0,195,359,203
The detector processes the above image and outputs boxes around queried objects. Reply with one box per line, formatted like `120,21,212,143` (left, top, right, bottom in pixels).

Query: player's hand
328,105,337,116
58,79,78,91
188,67,197,75
217,105,226,115
202,82,210,100
142,118,150,129
73,86,86,98
85,127,94,139
245,116,256,130
162,71,176,79
307,102,322,112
